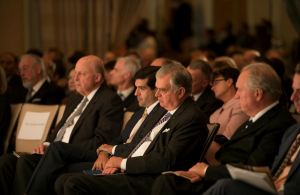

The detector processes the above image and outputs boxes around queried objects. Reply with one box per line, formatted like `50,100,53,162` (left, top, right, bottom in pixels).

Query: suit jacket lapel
230,104,281,141
144,97,193,154
70,86,104,138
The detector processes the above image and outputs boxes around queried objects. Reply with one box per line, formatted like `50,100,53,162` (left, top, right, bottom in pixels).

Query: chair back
15,103,59,153
122,111,134,131
292,113,300,123
3,104,23,154
199,123,220,162
56,105,66,125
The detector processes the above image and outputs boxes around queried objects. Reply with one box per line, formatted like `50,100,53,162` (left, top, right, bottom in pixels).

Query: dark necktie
245,119,253,129
127,112,172,158
26,89,33,102
273,135,300,180
119,93,125,101
54,97,88,141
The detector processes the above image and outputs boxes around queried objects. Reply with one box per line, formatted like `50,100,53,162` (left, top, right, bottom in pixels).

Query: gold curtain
24,0,145,58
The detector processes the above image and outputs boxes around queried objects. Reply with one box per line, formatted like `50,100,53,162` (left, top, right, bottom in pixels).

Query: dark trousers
151,174,208,195
55,172,157,195
25,142,97,195
203,178,274,195
0,153,42,195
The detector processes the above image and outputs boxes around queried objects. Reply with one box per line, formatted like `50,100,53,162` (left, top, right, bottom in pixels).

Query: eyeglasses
213,79,226,86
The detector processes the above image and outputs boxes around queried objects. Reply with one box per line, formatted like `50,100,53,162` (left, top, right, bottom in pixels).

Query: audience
187,60,223,122
241,49,260,70
55,62,208,195
203,64,300,195
103,51,117,65
23,66,165,195
0,55,124,195
110,57,141,111
151,63,296,195
151,58,175,67
0,66,11,156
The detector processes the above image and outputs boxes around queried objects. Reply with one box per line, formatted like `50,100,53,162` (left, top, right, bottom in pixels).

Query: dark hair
212,67,240,89
26,48,43,57
269,58,285,79
189,60,212,82
253,56,272,66
134,66,161,90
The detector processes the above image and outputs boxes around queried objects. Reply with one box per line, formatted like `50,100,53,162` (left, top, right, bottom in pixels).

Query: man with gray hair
55,62,208,195
187,60,223,122
151,63,296,195
18,54,65,104
110,56,141,111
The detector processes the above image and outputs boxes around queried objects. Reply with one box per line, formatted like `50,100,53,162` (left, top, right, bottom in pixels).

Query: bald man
0,55,124,195
241,50,260,70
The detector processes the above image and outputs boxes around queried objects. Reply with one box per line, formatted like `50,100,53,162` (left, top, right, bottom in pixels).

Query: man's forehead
293,74,300,88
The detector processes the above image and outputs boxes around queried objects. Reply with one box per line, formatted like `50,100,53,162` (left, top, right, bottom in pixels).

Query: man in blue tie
54,62,209,195
150,63,296,195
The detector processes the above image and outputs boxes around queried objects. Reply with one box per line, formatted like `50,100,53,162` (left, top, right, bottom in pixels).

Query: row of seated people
0,54,298,195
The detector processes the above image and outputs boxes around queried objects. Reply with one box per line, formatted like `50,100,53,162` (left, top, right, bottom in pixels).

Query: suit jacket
45,85,124,151
123,90,140,112
19,80,65,105
204,104,296,184
110,103,167,156
121,97,208,175
270,123,300,195
196,86,223,123
210,98,249,138
0,95,11,155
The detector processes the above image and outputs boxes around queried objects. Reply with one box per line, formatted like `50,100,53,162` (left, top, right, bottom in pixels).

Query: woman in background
61,69,76,105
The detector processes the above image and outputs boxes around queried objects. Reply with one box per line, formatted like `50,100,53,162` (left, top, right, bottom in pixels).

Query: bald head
74,55,104,96
151,58,174,67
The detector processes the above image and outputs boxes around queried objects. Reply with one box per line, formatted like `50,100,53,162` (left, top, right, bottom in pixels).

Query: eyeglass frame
212,79,227,86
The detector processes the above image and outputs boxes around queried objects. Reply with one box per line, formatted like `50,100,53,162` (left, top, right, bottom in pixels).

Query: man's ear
202,80,209,88
254,88,263,101
177,87,186,99
95,73,102,82
124,71,131,80
36,65,42,75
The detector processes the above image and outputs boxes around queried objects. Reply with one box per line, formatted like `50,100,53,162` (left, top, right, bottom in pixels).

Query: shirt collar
117,86,135,99
250,101,279,123
146,101,159,114
192,91,203,101
32,78,47,93
85,86,100,101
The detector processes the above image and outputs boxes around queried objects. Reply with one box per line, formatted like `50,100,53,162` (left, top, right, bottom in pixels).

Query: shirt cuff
43,142,50,146
204,166,209,176
112,146,117,155
121,159,127,170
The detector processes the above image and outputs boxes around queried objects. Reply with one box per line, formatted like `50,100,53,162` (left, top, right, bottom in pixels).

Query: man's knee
55,173,77,194
0,153,18,170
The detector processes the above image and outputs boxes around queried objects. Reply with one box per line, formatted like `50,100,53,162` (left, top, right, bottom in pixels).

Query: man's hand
92,152,110,170
102,167,120,175
96,144,114,155
32,144,48,154
188,162,208,178
104,156,123,169
174,171,203,183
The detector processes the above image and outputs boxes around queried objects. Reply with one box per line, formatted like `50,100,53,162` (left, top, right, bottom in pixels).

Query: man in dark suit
17,54,65,105
151,63,296,195
202,64,300,195
0,55,124,195
187,60,222,122
110,57,141,112
54,62,208,195
22,66,167,195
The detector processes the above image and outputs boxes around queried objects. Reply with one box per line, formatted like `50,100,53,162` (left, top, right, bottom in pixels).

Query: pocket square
32,98,41,102
162,128,170,133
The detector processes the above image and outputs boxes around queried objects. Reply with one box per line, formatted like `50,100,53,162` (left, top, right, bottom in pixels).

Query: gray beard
22,81,34,89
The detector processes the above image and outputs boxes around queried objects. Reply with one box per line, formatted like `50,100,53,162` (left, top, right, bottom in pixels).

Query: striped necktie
127,112,172,158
